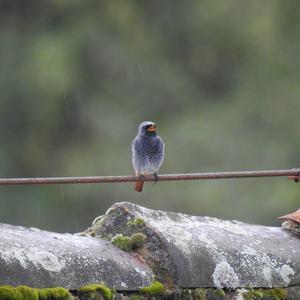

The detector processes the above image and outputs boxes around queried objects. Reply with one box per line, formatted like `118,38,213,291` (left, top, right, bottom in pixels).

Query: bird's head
138,121,157,136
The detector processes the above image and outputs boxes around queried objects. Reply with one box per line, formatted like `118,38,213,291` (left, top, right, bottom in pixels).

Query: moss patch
140,281,165,296
127,217,145,228
0,284,291,300
111,233,146,252
243,288,287,300
0,286,23,300
78,283,112,300
17,286,39,300
111,234,132,251
215,288,225,297
243,289,263,300
195,288,206,300
130,233,147,248
0,286,71,300
38,287,72,300
129,296,142,300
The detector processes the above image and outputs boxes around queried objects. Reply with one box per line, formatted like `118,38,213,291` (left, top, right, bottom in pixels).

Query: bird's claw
139,174,145,181
152,172,159,185
288,170,300,183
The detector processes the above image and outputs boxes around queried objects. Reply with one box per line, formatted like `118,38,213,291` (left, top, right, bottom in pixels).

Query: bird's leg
152,172,159,185
294,171,300,183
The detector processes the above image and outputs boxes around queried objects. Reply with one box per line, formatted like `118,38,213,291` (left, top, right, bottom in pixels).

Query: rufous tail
134,180,144,192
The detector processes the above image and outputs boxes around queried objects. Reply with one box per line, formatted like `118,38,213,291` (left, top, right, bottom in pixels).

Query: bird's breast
132,136,163,173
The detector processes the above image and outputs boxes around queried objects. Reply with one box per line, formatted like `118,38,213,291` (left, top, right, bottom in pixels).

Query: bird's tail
134,180,144,192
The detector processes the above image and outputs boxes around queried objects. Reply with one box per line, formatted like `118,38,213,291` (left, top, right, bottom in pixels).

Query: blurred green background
0,0,299,232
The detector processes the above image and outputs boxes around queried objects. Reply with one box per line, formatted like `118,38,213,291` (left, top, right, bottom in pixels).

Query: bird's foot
288,169,300,183
294,175,300,183
138,174,145,181
152,172,159,185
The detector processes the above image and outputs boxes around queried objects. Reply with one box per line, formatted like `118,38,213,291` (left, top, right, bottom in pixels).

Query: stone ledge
88,202,300,289
0,222,154,290
0,201,299,299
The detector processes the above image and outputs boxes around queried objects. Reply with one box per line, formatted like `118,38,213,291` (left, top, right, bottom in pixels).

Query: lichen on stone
82,215,108,238
212,261,239,289
78,283,112,300
140,281,165,295
111,233,146,252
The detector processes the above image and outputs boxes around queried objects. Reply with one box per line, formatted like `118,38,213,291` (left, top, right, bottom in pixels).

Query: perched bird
131,121,165,192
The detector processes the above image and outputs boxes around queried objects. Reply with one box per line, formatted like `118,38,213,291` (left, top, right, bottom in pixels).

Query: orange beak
147,124,156,132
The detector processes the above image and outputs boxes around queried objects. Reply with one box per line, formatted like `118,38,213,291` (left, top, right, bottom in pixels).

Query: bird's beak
147,124,156,132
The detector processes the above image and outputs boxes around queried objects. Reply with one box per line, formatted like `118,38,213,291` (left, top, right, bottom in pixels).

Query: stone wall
0,202,299,299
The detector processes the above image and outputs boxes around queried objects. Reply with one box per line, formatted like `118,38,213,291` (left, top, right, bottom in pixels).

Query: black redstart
131,121,165,192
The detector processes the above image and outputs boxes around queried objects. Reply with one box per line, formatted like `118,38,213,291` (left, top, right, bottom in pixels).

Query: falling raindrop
60,80,66,99
60,185,65,202
138,63,143,80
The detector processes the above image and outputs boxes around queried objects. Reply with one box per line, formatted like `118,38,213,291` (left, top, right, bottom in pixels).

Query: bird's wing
131,136,139,153
157,136,165,154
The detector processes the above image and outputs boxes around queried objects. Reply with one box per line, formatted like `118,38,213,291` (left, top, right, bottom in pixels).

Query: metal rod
0,168,298,185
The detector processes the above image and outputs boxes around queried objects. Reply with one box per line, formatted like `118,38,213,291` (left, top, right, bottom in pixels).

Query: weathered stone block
90,202,300,289
0,223,154,290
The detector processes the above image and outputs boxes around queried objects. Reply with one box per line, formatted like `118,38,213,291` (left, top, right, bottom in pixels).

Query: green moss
0,286,22,300
127,217,145,228
243,289,264,300
243,288,287,300
0,286,71,300
195,288,206,300
254,291,264,298
140,281,165,295
129,295,142,300
38,287,72,300
215,288,225,297
111,234,132,251
17,286,39,300
130,233,147,248
262,288,287,300
79,283,112,300
111,233,146,252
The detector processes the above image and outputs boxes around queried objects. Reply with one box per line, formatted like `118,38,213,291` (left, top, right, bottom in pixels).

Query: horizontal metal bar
0,168,298,185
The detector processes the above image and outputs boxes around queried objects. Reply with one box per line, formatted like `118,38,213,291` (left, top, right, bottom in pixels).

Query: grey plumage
131,121,165,191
